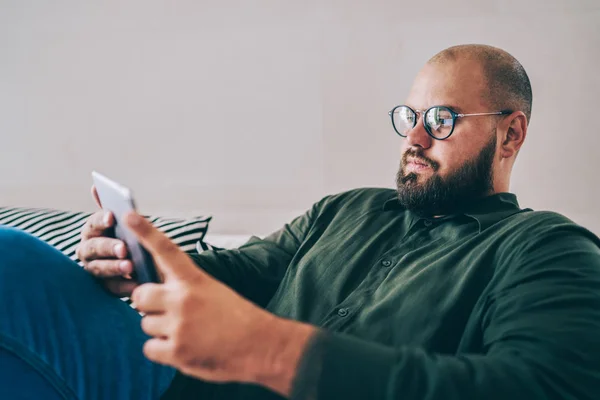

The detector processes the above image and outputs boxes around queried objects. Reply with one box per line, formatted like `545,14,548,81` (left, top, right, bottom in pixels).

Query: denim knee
0,225,38,245
0,226,83,299
0,225,53,253
0,226,176,400
0,225,63,268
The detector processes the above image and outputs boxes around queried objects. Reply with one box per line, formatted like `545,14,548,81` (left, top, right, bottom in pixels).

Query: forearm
247,322,551,400
283,331,595,400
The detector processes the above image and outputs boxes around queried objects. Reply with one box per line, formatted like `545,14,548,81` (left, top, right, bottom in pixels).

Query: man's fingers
101,276,140,297
141,315,170,338
77,237,128,262
143,338,173,366
124,212,197,280
132,283,169,314
83,259,133,278
124,212,180,258
81,210,114,240
91,185,102,208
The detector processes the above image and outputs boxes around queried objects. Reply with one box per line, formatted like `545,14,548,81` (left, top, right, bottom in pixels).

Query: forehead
406,60,489,112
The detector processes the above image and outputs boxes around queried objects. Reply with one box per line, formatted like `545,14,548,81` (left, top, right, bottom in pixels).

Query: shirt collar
382,192,525,232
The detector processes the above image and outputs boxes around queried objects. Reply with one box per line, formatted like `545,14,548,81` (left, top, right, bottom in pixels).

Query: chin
402,171,432,186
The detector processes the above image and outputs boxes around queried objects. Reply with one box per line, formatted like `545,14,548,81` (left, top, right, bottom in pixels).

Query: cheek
430,147,468,176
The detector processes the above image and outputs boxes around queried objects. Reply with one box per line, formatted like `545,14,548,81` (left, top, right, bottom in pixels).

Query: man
1,44,599,399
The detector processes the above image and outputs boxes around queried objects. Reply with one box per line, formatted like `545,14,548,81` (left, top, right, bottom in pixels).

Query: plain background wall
1,0,599,235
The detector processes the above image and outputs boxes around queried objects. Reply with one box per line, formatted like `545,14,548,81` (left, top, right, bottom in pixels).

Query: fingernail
114,243,124,257
103,212,111,226
120,261,130,274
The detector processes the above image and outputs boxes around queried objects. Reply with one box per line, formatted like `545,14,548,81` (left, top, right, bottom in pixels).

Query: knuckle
87,243,97,259
160,341,178,361
85,262,101,276
180,294,196,313
79,243,91,261
171,319,186,339
83,219,100,238
171,339,191,361
90,216,100,231
105,260,118,275
99,240,112,258
112,261,123,275
172,288,192,310
88,212,106,233
179,288,202,312
86,261,116,278
87,238,116,260
81,224,92,239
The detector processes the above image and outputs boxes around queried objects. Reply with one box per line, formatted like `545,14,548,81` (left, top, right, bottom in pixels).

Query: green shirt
181,188,600,400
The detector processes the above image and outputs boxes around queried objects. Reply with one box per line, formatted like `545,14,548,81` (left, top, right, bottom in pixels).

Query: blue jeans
0,227,177,399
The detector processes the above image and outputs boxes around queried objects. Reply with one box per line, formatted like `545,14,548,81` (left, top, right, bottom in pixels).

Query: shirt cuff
290,330,396,400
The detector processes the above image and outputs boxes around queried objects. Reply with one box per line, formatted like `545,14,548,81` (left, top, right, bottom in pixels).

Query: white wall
1,0,599,235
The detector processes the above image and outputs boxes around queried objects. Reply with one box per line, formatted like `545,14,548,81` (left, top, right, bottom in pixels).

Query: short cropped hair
429,44,533,124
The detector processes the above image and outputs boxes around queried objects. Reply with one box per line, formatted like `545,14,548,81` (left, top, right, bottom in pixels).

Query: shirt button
381,259,392,267
423,220,433,227
337,308,349,317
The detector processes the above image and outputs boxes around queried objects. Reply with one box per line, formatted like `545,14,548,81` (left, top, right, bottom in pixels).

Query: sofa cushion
0,206,212,264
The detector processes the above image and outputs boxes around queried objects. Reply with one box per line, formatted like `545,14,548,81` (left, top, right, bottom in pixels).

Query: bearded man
2,44,599,400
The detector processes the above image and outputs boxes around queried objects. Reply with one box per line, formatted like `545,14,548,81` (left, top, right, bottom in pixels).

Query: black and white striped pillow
0,206,212,263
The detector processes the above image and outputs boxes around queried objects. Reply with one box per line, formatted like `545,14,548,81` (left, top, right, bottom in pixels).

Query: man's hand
126,211,317,396
76,186,139,297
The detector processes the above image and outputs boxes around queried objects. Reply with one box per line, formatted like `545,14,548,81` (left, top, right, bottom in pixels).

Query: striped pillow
0,206,211,264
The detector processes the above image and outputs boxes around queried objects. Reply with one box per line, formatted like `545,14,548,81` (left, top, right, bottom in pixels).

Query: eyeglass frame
388,105,513,140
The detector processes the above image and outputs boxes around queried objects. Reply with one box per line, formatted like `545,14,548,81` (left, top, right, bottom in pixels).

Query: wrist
252,314,317,397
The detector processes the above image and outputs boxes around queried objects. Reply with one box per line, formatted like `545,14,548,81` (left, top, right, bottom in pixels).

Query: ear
499,111,527,159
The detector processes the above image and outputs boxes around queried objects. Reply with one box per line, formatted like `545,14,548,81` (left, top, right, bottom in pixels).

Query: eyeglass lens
391,106,454,139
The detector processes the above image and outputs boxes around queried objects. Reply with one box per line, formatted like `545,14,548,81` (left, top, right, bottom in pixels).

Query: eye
424,107,454,139
426,108,452,130
399,107,415,124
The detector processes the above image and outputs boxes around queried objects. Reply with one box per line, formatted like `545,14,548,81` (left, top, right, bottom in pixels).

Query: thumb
91,185,102,208
123,211,200,281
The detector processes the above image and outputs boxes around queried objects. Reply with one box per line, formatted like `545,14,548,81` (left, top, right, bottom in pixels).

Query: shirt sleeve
290,223,600,400
186,198,323,308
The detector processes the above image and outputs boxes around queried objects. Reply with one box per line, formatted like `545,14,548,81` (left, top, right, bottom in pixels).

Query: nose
405,116,432,149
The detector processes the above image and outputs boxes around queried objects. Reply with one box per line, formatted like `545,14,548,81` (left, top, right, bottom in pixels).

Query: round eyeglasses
388,105,512,140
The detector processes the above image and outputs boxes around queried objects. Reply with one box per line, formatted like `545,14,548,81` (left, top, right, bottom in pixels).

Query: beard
395,134,497,217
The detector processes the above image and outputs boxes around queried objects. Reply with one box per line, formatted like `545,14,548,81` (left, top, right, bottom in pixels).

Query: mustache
401,148,440,171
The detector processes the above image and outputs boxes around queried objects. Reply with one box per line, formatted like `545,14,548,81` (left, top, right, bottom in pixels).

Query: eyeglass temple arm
457,110,512,117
